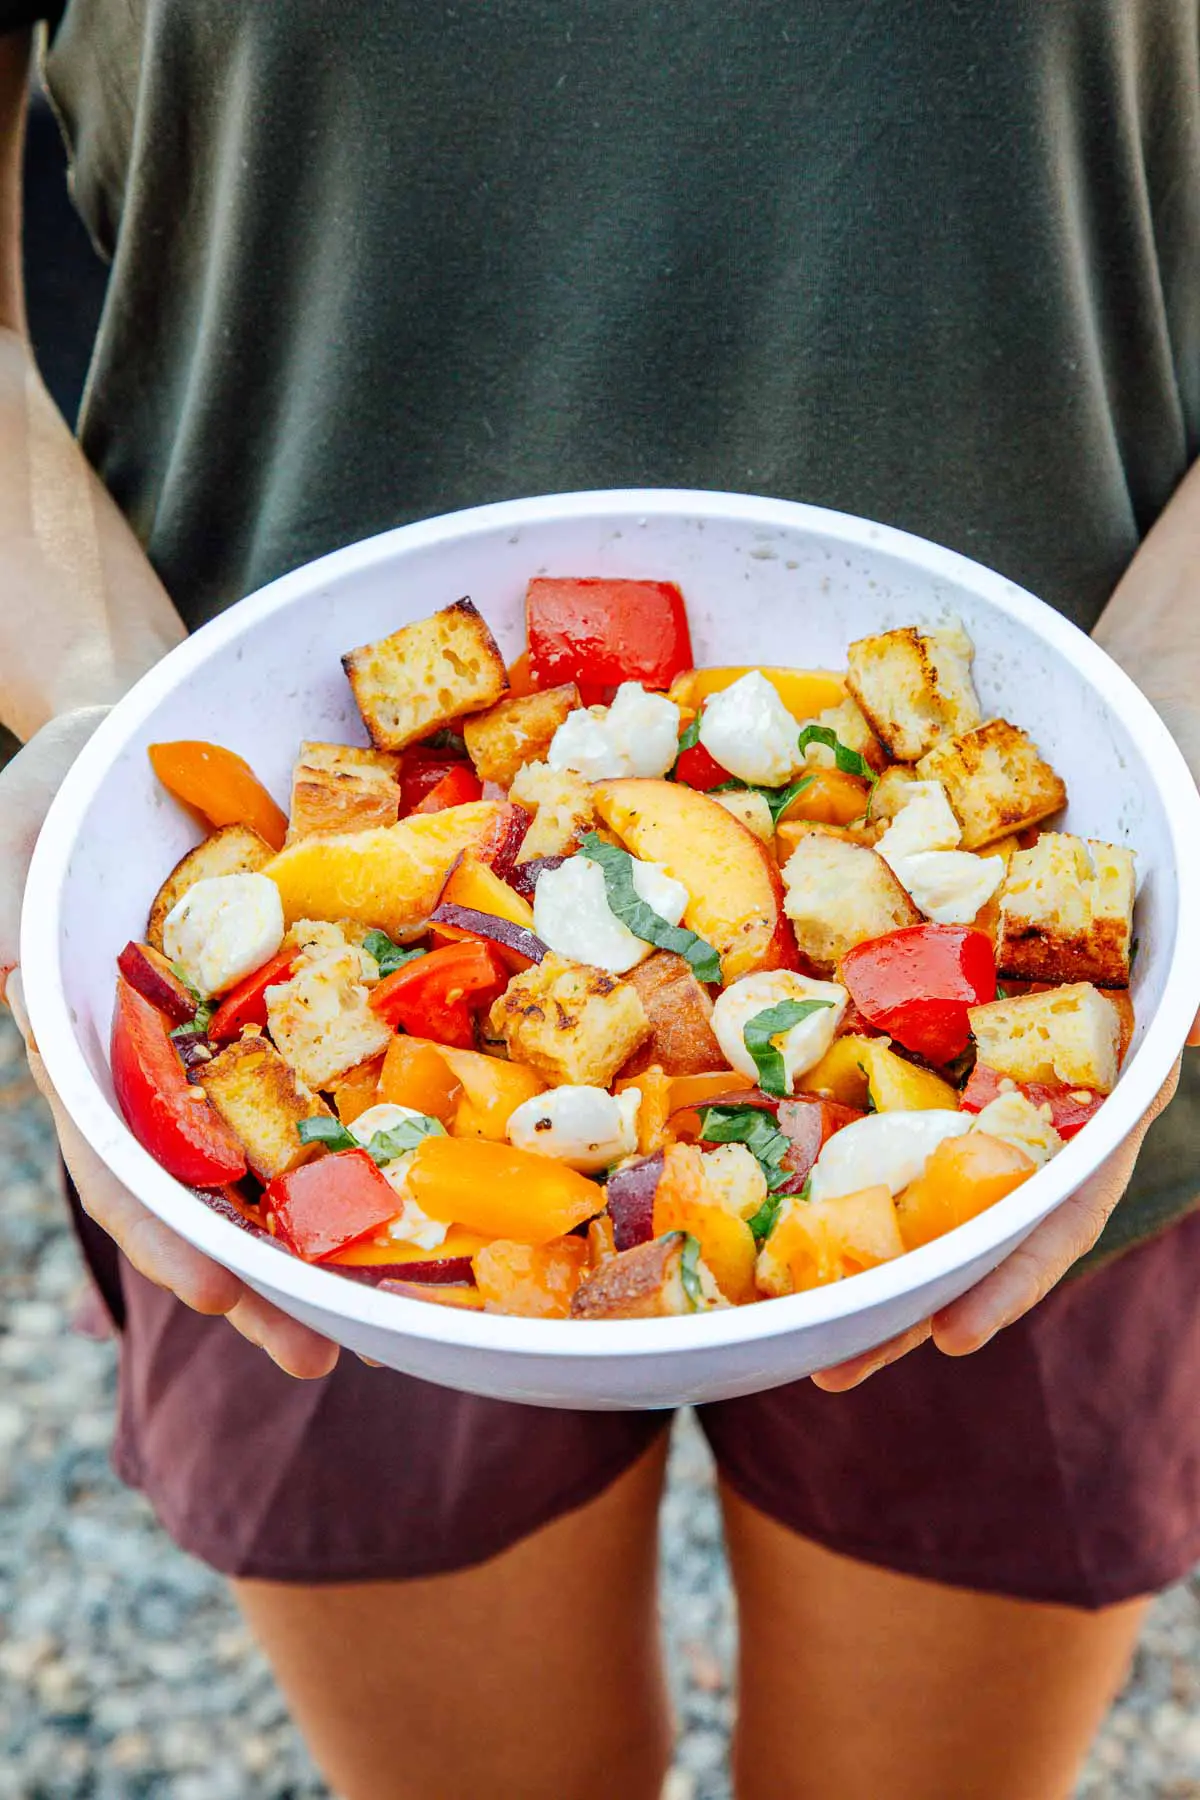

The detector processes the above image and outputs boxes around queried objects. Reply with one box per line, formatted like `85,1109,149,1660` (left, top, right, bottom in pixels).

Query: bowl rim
21,486,1200,1363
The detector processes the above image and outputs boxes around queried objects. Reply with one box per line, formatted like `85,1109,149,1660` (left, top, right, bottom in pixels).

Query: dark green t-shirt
13,0,1200,1261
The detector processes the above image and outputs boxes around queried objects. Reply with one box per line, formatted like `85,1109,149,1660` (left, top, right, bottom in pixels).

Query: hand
1,713,338,1379
812,1041,1192,1392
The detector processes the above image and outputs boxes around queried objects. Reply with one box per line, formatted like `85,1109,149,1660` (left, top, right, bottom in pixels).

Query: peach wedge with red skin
591,778,799,983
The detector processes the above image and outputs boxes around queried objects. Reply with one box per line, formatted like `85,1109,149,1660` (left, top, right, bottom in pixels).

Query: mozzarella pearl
887,849,1005,925
807,1110,972,1204
533,854,688,974
711,970,847,1092
697,671,802,787
547,683,681,781
163,873,285,998
507,1084,642,1173
349,1104,448,1249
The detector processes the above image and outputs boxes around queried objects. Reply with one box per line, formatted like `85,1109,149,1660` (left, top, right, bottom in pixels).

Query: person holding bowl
2,7,1199,1797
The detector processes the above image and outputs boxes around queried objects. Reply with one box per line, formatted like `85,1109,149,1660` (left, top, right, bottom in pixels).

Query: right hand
1,711,339,1378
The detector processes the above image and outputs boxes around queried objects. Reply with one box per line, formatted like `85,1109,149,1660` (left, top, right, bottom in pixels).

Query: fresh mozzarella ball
533,854,688,974
547,683,681,781
970,1093,1063,1167
711,970,847,1091
698,671,802,787
605,683,682,777
163,873,285,997
887,850,1005,925
702,1143,768,1219
507,1084,641,1173
875,781,962,860
547,705,624,781
349,1104,448,1248
807,1110,972,1204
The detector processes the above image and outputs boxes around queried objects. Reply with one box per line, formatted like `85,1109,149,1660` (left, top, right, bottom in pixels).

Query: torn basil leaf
745,1189,784,1245
580,833,722,984
296,1116,359,1154
679,1233,705,1310
743,999,834,1098
698,1103,793,1192
676,714,702,754
364,1115,445,1164
362,929,426,979
795,724,876,784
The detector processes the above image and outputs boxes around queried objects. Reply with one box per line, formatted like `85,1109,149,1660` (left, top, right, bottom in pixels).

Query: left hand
812,1015,1198,1392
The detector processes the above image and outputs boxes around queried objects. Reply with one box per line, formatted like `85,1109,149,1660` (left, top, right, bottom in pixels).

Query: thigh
235,1435,673,1800
723,1486,1147,1800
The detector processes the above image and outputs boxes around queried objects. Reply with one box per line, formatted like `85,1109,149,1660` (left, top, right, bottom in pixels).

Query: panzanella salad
112,579,1137,1319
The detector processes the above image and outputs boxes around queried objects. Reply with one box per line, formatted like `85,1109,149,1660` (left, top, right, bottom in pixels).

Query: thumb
0,707,110,1003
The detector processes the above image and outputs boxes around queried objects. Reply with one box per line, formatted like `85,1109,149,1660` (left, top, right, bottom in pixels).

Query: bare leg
722,1482,1148,1800
235,1436,672,1800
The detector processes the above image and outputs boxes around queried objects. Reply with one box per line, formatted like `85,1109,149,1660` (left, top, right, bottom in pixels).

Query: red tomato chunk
267,1149,399,1261
960,1063,1104,1139
111,976,246,1186
841,925,997,1066
526,577,693,704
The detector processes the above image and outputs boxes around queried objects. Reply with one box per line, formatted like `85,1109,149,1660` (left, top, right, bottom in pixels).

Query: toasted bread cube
846,620,982,761
488,952,651,1087
781,833,920,971
801,697,888,774
968,983,1121,1094
619,951,725,1077
711,789,775,845
342,599,508,752
997,833,1136,986
916,720,1067,850
285,741,401,844
265,924,393,1090
146,824,273,951
775,817,876,864
199,1035,333,1180
570,1233,724,1318
509,760,595,860
463,684,580,787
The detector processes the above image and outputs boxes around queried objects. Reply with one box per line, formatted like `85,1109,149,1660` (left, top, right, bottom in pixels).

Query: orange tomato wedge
406,1136,602,1242
895,1131,1035,1251
149,740,288,850
473,1237,590,1317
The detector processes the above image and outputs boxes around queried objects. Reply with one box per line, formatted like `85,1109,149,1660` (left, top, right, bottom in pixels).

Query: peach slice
591,777,799,983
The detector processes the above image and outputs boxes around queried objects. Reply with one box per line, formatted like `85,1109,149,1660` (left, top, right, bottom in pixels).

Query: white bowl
20,490,1200,1408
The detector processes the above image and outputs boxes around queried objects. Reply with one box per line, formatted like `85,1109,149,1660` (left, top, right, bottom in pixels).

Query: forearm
0,29,184,740
0,332,186,738
1093,458,1200,777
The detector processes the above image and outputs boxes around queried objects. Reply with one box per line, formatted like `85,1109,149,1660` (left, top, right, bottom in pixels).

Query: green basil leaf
422,728,468,754
364,1114,446,1165
296,1116,360,1154
677,714,702,754
678,1232,705,1310
746,1190,784,1245
758,775,815,826
363,929,426,979
795,724,876,784
743,999,834,1098
698,1103,794,1192
580,833,722,984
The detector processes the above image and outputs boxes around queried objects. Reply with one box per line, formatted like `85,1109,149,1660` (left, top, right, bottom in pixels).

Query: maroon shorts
70,1184,1200,1609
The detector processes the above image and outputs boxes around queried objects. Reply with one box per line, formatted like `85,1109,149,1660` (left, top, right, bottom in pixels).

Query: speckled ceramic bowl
20,490,1200,1407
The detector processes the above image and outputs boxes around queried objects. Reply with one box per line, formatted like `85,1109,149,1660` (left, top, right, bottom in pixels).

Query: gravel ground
3,1010,1200,1799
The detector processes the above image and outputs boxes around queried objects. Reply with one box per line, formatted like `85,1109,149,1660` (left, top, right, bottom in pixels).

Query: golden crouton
916,720,1067,850
146,824,274,951
781,833,920,971
800,697,888,774
342,599,508,752
285,741,401,843
997,833,1136,986
570,1232,723,1318
968,983,1121,1094
846,620,982,761
200,1036,333,1180
775,817,876,863
488,952,651,1087
864,765,917,836
265,925,393,1090
712,789,775,844
509,760,595,860
463,684,580,787
618,952,725,1077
